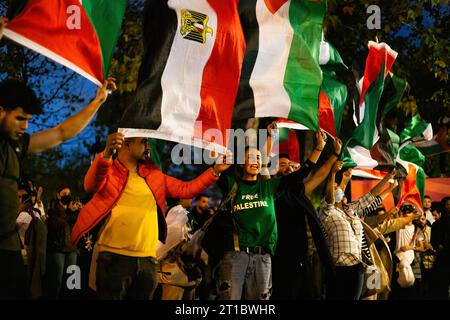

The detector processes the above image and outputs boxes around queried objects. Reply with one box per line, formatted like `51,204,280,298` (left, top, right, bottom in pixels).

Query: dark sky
1,2,105,159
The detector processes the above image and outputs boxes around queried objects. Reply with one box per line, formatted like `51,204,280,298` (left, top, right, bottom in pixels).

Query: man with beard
188,194,213,233
72,133,230,300
416,214,435,299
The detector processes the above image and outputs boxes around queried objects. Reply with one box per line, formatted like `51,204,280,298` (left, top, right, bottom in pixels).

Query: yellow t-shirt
97,169,158,257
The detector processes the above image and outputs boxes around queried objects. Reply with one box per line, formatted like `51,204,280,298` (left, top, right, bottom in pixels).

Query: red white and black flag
119,0,246,153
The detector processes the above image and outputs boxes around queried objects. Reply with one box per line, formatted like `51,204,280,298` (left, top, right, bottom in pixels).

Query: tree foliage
1,0,449,202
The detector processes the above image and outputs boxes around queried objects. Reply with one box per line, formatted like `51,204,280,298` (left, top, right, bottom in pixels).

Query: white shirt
424,209,435,225
156,205,190,260
396,224,423,253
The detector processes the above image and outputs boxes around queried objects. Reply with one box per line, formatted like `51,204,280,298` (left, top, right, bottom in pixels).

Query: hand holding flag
103,132,125,159
213,151,233,176
332,161,344,174
94,77,117,105
315,130,327,151
333,138,343,156
0,17,7,40
342,168,353,181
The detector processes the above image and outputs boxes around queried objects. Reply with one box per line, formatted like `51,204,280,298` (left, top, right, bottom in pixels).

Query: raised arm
84,132,123,194
304,138,343,197
28,78,117,154
339,168,352,193
324,160,342,204
166,153,231,199
378,179,399,200
308,129,327,164
260,122,277,179
0,17,7,41
370,168,397,197
376,212,420,235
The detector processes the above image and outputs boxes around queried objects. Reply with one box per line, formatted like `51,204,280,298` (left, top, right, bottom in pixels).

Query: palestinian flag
412,115,450,156
271,127,300,163
413,134,450,156
232,0,327,131
383,74,407,115
354,42,397,129
400,114,433,143
342,42,398,170
395,147,426,212
119,0,245,153
318,39,348,138
275,39,347,138
400,114,450,156
350,128,400,179
4,0,127,85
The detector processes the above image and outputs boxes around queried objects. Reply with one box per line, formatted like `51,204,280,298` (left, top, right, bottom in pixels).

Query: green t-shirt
224,176,281,256
0,133,29,251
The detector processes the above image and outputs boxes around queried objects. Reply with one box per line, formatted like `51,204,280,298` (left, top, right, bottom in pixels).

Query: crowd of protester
1,19,450,300
3,122,450,300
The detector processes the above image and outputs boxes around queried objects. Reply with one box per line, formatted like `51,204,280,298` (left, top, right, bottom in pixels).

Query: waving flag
411,115,450,156
395,145,426,212
317,39,348,138
400,114,433,143
342,42,398,170
274,39,347,138
232,0,326,131
119,0,245,153
4,0,127,85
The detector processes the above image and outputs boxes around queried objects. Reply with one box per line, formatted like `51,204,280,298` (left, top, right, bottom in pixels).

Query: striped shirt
319,192,382,267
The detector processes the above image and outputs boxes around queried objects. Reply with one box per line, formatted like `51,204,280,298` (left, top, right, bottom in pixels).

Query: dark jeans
327,263,364,300
44,251,77,299
96,251,158,300
0,250,30,300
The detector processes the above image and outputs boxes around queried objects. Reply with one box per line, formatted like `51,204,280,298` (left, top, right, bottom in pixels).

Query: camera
20,193,31,204
399,204,415,213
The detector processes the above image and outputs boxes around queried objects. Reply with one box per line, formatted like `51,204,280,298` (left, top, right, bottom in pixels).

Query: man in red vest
72,132,230,299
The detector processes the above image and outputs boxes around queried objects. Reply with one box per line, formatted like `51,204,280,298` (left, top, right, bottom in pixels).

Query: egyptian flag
4,0,127,86
232,0,327,131
119,0,245,153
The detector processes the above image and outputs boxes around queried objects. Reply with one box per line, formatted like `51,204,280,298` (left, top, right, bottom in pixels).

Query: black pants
0,250,30,300
96,251,158,300
327,264,364,300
